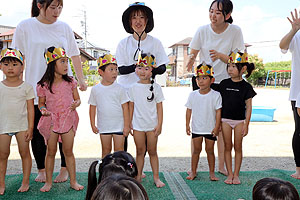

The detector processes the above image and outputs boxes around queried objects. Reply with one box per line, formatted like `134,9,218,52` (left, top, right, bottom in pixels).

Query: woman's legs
232,123,244,185
112,134,124,152
40,131,59,192
100,134,113,158
60,130,83,191
0,134,12,195
291,101,300,179
15,131,32,192
222,122,234,184
133,130,146,182
146,131,165,188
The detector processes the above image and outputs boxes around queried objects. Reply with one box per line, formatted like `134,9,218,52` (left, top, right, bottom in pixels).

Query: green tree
247,54,267,85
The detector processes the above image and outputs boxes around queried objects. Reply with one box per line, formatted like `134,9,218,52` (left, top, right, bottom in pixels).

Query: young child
185,63,222,181
0,48,35,195
128,53,165,187
218,50,256,185
88,54,130,158
37,46,83,192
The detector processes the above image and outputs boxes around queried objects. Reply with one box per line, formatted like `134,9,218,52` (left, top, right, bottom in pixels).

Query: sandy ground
6,86,296,174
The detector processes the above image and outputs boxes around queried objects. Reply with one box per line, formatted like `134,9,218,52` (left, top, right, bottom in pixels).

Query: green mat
0,172,174,200
180,169,300,200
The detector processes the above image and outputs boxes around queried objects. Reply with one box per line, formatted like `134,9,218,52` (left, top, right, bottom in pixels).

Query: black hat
122,2,154,34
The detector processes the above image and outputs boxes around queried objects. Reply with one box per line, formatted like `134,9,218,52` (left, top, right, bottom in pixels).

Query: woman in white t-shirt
186,0,245,176
11,0,87,183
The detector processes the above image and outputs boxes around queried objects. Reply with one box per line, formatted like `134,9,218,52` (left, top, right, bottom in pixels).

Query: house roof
0,28,16,37
169,37,192,48
79,48,96,60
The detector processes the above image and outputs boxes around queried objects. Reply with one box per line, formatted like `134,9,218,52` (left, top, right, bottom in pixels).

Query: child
37,46,83,192
128,53,165,187
0,48,35,195
86,151,138,200
218,50,256,185
91,174,149,200
88,54,130,158
185,63,222,181
253,177,300,200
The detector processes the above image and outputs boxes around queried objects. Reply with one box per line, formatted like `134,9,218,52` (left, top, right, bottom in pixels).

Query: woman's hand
288,9,300,33
209,50,221,62
78,79,87,91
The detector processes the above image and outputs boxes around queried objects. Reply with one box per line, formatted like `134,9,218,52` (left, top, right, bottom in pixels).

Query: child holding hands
0,48,35,195
37,47,83,192
185,63,222,181
88,54,130,158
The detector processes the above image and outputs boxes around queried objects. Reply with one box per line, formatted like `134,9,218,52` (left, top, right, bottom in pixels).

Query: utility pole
80,9,87,50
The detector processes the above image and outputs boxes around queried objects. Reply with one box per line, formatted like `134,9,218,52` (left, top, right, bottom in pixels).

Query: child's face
227,63,245,78
55,57,68,76
98,64,118,85
0,60,23,78
130,10,147,35
135,66,152,81
196,75,213,90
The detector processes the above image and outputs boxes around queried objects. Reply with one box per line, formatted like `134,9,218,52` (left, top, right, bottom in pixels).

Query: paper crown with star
136,53,156,68
0,48,24,64
44,47,68,64
228,49,248,64
195,62,214,77
97,54,117,68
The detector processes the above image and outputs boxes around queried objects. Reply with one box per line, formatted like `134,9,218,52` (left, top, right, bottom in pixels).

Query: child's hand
211,127,219,137
91,125,99,134
209,49,221,62
70,99,81,110
25,129,33,142
242,123,249,137
154,125,162,136
186,125,191,136
123,126,131,137
40,108,51,116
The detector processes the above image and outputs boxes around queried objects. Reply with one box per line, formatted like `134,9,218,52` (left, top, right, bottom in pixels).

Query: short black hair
99,63,117,71
0,57,23,65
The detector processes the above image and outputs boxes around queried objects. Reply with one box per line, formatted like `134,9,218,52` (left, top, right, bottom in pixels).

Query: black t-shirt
216,78,256,120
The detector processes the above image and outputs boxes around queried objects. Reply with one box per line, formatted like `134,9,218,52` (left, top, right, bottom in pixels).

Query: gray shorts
6,132,19,136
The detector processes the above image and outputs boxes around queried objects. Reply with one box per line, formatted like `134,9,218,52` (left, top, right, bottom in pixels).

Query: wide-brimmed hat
122,2,154,34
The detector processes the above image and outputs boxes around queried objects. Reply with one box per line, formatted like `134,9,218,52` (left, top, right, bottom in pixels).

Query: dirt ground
6,87,296,174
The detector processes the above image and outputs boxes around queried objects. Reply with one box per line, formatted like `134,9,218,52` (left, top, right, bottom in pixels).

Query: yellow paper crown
136,53,156,68
0,48,24,64
44,47,68,64
195,62,214,77
228,49,248,63
97,54,117,68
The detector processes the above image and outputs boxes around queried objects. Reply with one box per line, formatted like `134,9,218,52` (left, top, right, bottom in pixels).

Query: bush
247,54,267,86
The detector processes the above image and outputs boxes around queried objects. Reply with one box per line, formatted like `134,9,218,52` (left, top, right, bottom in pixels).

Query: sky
1,0,300,63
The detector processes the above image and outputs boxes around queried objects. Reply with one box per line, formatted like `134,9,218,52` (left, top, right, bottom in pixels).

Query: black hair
31,0,63,17
99,63,117,72
147,78,154,102
209,0,233,24
227,52,255,78
129,8,149,33
0,57,23,66
91,174,149,200
85,151,138,200
253,177,300,200
37,46,72,93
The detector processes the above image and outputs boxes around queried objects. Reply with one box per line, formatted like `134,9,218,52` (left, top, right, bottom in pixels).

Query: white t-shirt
128,82,164,131
296,93,300,108
88,82,129,133
11,18,80,104
116,35,169,89
0,82,35,134
185,89,222,135
189,24,245,83
281,31,300,101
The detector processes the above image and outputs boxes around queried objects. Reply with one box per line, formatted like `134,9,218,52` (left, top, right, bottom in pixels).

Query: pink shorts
221,118,245,129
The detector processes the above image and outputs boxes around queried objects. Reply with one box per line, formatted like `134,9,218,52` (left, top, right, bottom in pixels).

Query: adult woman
11,0,87,184
186,0,245,176
116,2,169,152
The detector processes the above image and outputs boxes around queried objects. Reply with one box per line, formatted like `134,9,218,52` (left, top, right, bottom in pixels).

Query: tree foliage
247,54,267,85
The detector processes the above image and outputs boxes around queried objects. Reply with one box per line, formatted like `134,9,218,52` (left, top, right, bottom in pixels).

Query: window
187,47,191,55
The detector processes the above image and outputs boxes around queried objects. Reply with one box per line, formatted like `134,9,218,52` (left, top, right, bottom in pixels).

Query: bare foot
291,172,300,179
187,169,192,175
209,172,219,181
141,172,146,178
186,172,197,180
18,184,30,192
154,179,165,188
40,183,52,192
224,176,233,185
54,167,68,183
35,170,46,182
232,176,241,185
70,182,84,191
218,169,228,176
0,187,5,195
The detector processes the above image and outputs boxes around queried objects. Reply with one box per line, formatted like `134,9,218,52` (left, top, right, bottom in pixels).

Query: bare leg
205,139,219,181
217,131,227,176
187,139,193,175
100,134,112,158
146,131,165,188
61,130,83,191
133,130,146,182
112,134,124,152
222,123,233,184
16,131,32,192
54,143,68,183
186,137,202,180
232,123,244,185
40,132,59,192
0,135,12,195
291,167,300,179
